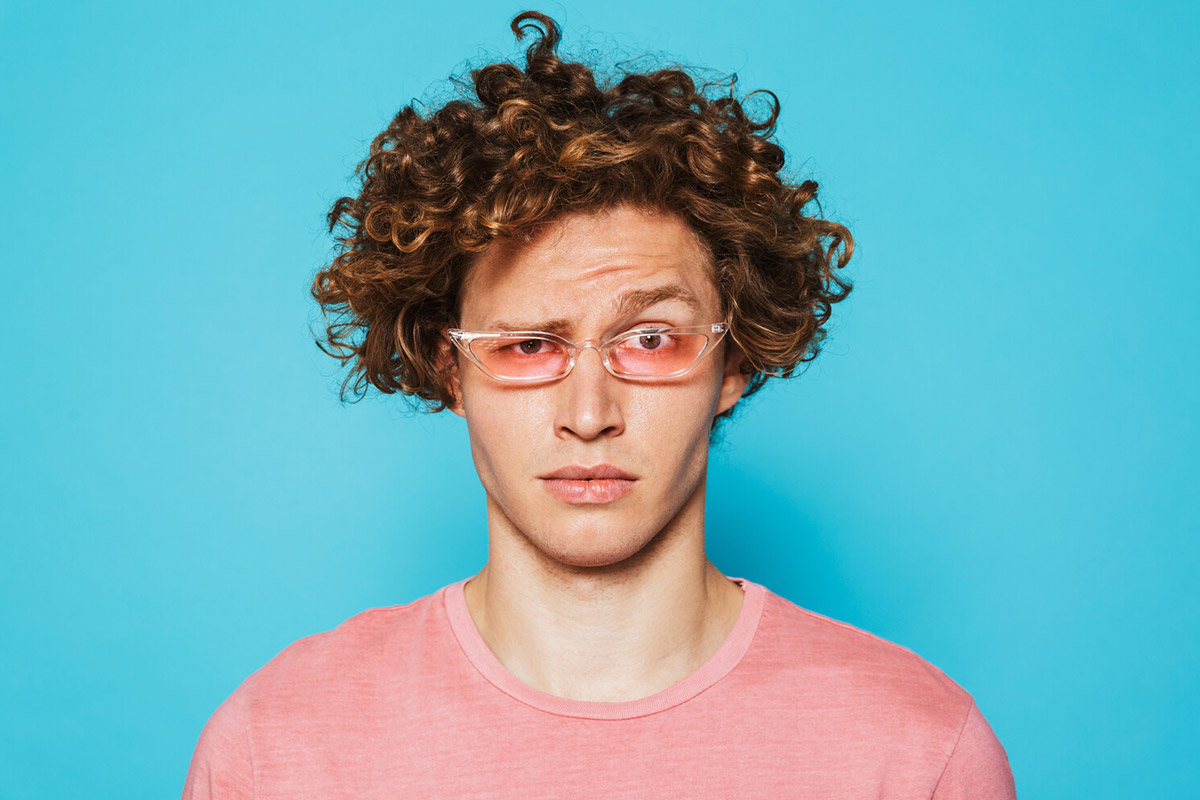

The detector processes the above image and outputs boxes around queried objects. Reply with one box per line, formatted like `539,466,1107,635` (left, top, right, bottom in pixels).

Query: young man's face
447,203,748,569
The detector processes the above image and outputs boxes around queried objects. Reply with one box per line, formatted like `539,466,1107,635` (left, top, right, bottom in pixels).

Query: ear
715,340,750,417
435,327,466,418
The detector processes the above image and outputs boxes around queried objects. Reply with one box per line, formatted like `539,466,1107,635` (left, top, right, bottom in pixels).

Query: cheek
463,389,547,484
460,364,723,479
632,377,722,449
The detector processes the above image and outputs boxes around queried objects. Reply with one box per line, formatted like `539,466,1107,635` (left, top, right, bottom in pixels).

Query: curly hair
311,10,854,426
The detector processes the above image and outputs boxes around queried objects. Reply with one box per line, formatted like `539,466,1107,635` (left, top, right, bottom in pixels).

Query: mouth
540,464,636,481
539,464,637,504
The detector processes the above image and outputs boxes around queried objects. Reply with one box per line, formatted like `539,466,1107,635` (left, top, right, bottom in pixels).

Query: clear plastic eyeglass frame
447,323,729,382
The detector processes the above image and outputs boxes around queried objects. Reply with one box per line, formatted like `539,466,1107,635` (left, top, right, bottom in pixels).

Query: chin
528,521,658,570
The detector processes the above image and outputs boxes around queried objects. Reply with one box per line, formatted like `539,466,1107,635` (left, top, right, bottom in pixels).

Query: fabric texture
182,577,1016,798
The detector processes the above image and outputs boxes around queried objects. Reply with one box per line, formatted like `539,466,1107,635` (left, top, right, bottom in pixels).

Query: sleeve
930,701,1017,799
180,688,256,800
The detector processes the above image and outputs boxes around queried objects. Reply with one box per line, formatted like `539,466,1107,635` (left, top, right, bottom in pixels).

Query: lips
539,464,637,504
540,464,637,480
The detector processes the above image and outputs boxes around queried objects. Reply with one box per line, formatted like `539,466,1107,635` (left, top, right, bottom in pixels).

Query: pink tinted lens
472,336,570,378
609,332,709,375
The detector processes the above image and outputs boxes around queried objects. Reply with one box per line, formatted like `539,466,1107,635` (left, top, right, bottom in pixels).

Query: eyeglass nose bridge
564,340,617,378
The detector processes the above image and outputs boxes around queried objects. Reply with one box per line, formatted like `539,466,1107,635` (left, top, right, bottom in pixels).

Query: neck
462,484,745,702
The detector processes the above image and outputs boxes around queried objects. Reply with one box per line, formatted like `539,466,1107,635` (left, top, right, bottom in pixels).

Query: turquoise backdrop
2,1,1197,797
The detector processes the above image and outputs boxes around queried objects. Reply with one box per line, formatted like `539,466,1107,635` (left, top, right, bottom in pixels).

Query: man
183,11,1016,798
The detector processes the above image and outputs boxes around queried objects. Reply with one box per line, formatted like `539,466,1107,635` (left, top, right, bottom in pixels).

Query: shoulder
182,589,449,796
754,586,976,731
225,585,449,719
746,585,1014,796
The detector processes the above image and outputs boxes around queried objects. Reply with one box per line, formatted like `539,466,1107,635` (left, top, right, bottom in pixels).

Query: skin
444,203,750,702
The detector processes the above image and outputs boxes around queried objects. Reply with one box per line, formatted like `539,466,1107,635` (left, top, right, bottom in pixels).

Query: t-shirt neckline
442,574,766,720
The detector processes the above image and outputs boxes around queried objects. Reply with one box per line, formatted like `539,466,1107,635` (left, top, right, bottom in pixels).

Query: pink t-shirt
182,577,1016,798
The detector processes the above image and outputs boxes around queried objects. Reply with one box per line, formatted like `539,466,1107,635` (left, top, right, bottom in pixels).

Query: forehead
459,204,722,329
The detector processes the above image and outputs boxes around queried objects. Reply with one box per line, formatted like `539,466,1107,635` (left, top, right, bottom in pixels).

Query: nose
553,345,625,441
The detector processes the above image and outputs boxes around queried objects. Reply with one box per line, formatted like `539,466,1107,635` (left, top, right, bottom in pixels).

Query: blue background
2,1,1196,797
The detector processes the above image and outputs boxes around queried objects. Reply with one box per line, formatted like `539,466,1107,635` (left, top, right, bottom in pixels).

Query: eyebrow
614,284,701,318
492,284,701,333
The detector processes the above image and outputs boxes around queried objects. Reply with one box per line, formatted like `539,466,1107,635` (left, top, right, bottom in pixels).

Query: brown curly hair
311,10,854,426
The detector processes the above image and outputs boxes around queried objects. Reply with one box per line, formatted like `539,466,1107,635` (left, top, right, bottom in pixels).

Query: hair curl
311,10,854,426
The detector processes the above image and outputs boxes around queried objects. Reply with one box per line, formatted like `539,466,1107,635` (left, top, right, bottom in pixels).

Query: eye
496,337,565,358
619,328,674,350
